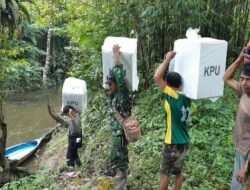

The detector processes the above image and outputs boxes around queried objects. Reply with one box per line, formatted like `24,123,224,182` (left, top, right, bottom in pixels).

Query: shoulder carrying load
169,28,228,100
114,110,141,142
102,36,139,91
62,77,87,114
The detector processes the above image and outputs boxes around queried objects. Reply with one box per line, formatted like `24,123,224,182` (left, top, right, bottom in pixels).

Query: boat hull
4,138,42,165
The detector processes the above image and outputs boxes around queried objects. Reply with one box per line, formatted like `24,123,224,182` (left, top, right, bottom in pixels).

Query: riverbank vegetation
1,87,238,189
1,0,250,189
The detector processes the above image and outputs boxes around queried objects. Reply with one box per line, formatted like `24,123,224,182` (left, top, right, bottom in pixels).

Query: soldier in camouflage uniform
104,45,131,190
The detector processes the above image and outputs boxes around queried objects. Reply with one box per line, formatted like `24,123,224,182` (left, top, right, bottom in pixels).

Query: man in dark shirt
47,104,82,168
223,44,250,190
62,105,82,168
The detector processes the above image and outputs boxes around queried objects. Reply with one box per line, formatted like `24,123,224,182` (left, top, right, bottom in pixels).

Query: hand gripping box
169,37,228,99
102,36,139,91
62,77,87,114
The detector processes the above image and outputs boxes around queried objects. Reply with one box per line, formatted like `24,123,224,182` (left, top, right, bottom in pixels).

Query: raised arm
47,104,68,128
112,44,128,92
112,44,131,117
113,44,121,65
47,96,68,127
223,49,244,91
154,51,176,90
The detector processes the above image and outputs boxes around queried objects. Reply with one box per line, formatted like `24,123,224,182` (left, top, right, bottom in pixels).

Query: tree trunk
0,94,31,186
0,94,7,169
43,0,54,90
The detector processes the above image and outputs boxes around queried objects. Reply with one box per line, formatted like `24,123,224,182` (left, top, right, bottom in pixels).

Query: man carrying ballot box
154,51,191,190
104,44,132,190
223,44,250,190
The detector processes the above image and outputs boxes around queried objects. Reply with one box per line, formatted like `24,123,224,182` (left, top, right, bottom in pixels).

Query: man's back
154,51,192,190
163,86,191,144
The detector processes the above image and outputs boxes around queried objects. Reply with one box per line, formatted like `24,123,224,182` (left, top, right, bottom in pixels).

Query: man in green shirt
154,51,191,190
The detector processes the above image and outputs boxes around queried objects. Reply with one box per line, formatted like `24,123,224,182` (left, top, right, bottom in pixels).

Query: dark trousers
67,136,80,167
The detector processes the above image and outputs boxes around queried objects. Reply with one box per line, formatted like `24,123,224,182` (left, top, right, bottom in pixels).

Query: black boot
104,163,117,177
75,158,82,167
67,159,75,167
118,170,128,190
66,159,75,172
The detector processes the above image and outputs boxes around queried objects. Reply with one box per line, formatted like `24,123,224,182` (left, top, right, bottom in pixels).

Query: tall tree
42,0,54,90
0,94,7,170
0,0,32,184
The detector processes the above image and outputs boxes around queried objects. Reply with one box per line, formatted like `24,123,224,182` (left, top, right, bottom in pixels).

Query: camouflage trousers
106,130,129,176
160,144,188,176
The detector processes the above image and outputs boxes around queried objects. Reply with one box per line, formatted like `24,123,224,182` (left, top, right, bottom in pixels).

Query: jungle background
1,0,250,189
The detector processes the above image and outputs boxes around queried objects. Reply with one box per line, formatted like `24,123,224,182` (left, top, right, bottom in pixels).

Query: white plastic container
170,35,228,99
102,36,139,91
62,77,87,114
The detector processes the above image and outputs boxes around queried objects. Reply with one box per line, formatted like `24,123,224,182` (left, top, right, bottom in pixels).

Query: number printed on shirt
181,106,190,122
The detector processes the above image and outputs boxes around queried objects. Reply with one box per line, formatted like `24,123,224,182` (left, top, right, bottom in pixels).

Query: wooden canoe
4,138,43,165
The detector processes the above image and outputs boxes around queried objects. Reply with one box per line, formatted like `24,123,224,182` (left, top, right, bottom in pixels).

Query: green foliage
78,85,237,189
58,1,116,87
80,89,110,172
1,60,43,91
2,84,240,189
92,0,250,87
0,0,249,189
2,0,249,91
131,86,237,189
184,97,235,189
0,38,43,92
0,0,31,36
1,170,60,190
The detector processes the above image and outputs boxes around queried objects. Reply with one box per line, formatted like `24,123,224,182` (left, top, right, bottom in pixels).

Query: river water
3,89,62,147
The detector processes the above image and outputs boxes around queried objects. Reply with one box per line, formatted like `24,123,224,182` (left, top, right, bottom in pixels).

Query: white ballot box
169,37,228,99
102,36,139,91
62,77,87,114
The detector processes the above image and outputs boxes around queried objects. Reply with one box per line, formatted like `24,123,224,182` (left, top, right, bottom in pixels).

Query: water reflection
3,88,62,147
